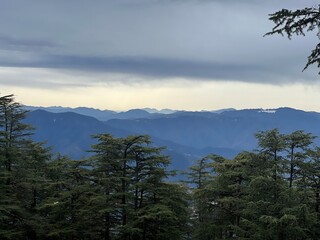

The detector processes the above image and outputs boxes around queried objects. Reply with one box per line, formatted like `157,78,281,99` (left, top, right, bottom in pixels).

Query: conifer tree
88,134,189,240
188,154,222,240
266,4,320,73
0,94,36,239
38,155,93,239
284,130,315,188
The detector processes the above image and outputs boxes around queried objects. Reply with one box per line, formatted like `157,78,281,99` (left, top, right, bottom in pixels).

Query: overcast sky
0,0,319,111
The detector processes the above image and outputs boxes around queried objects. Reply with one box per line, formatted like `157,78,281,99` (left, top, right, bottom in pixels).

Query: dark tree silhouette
266,4,320,73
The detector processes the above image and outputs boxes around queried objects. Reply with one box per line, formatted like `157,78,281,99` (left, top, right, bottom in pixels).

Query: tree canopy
266,4,320,73
1,94,320,239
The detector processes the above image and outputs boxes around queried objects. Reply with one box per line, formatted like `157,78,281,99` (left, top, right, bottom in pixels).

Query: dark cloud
37,55,267,82
0,54,315,84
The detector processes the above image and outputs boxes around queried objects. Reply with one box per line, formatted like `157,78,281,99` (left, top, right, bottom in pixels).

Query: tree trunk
289,146,294,188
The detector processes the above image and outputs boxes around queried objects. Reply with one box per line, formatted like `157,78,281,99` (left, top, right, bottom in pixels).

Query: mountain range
23,106,320,170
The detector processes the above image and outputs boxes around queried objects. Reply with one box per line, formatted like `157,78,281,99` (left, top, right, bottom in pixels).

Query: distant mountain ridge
24,105,236,121
24,106,178,121
23,106,320,170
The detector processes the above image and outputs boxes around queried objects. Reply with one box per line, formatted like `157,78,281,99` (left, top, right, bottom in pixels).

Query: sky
0,0,319,111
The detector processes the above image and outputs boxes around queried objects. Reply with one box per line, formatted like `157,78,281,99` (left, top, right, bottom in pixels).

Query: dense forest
0,94,319,240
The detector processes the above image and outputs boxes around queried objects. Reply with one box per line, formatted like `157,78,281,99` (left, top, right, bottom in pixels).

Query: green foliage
0,94,40,239
189,129,320,239
87,134,189,240
265,4,320,73
1,94,320,239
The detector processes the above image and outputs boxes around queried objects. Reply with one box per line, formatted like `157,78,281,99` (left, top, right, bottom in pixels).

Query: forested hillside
1,95,320,239
24,106,320,171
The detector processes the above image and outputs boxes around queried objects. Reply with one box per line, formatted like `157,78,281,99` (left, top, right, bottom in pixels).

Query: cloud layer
0,0,319,88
